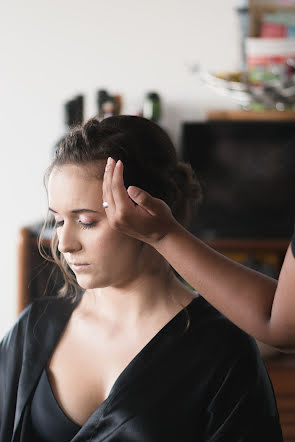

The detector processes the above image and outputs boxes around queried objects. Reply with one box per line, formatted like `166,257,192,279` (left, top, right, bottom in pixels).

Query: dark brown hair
39,115,202,299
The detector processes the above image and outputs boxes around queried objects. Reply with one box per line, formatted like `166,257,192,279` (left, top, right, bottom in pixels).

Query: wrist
151,219,184,250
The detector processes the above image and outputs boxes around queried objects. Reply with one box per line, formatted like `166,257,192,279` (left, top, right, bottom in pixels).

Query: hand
102,157,178,245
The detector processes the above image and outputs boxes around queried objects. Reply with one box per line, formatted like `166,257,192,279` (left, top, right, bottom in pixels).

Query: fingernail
107,157,112,165
128,186,140,197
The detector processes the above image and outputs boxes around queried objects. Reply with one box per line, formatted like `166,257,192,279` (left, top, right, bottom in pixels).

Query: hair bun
166,161,202,226
81,118,101,146
173,162,202,203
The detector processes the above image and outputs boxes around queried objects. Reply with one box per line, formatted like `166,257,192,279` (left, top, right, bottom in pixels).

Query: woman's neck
78,276,195,329
82,267,173,320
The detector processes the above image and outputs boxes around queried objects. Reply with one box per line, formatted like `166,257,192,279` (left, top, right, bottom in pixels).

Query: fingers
102,157,116,211
103,158,135,216
127,186,158,216
103,157,161,220
112,160,135,212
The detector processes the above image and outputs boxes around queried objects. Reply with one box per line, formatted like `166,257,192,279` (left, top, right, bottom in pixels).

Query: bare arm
155,223,295,352
102,158,295,351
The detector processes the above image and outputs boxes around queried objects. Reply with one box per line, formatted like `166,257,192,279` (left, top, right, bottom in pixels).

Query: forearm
155,223,282,345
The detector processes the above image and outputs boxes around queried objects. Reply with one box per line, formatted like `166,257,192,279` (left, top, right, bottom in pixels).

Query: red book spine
260,22,288,38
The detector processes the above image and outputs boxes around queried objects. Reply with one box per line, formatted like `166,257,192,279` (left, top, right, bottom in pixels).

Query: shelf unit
249,0,295,37
207,109,295,120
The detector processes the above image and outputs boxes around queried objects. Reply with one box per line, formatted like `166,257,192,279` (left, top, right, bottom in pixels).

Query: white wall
0,0,240,338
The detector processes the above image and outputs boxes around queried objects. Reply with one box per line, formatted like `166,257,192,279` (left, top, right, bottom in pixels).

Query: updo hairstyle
41,115,202,298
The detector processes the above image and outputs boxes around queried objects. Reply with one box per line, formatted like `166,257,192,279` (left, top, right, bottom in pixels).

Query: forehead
48,164,103,213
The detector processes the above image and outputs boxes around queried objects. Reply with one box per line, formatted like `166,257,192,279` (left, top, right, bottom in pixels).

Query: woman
0,116,282,441
103,152,295,353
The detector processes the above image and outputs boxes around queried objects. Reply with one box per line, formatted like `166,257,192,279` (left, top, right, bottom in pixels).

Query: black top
29,369,81,441
0,295,283,441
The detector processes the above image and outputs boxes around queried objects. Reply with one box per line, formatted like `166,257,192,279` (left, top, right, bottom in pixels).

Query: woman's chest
46,317,159,427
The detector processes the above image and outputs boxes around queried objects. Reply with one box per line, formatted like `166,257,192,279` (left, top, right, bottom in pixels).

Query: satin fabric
29,368,81,441
0,294,282,441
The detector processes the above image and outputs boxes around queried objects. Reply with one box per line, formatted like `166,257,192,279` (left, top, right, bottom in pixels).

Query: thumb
127,186,158,215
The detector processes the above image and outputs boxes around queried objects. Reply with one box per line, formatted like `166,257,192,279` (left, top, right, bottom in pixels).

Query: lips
70,263,89,266
70,263,90,272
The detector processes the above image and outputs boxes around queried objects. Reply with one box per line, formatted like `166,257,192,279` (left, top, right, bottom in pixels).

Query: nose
57,223,82,254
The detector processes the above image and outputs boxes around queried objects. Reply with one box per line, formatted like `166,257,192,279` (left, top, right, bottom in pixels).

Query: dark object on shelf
181,119,295,239
74,95,84,125
236,0,250,70
96,89,122,119
53,95,84,157
97,89,109,119
143,92,161,123
65,95,84,127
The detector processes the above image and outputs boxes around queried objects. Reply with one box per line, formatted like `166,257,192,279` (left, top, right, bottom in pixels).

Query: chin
75,275,110,290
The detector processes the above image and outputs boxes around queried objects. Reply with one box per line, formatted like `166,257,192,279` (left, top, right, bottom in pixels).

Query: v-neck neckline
72,295,201,438
105,295,200,396
16,294,201,441
43,369,82,429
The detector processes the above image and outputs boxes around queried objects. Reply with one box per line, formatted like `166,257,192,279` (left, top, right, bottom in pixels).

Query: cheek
75,228,143,289
89,227,141,262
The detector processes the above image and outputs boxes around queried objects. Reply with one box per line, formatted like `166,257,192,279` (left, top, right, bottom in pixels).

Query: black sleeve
291,225,295,258
203,343,283,442
0,306,31,438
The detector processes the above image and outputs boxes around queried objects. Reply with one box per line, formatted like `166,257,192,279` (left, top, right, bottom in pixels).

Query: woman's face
48,163,144,290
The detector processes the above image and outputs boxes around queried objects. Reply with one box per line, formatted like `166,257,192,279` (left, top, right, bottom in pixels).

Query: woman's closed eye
79,220,97,230
55,220,97,230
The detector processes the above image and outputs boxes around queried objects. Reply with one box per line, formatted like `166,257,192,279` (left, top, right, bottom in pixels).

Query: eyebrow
49,208,100,214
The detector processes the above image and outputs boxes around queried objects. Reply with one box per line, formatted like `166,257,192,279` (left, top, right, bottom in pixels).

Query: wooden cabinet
17,225,63,315
204,238,289,279
266,355,295,441
207,109,295,121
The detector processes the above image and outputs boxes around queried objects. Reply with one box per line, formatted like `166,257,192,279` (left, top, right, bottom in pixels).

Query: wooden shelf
207,110,295,121
205,238,289,252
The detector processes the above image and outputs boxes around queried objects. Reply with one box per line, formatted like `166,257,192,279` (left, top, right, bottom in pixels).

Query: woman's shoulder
0,295,80,355
0,304,32,353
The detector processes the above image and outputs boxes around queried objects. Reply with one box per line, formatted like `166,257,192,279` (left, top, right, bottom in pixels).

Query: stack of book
246,37,295,83
260,11,295,37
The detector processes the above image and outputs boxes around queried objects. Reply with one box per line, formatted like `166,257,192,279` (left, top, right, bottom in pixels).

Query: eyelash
55,221,96,230
80,222,96,230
